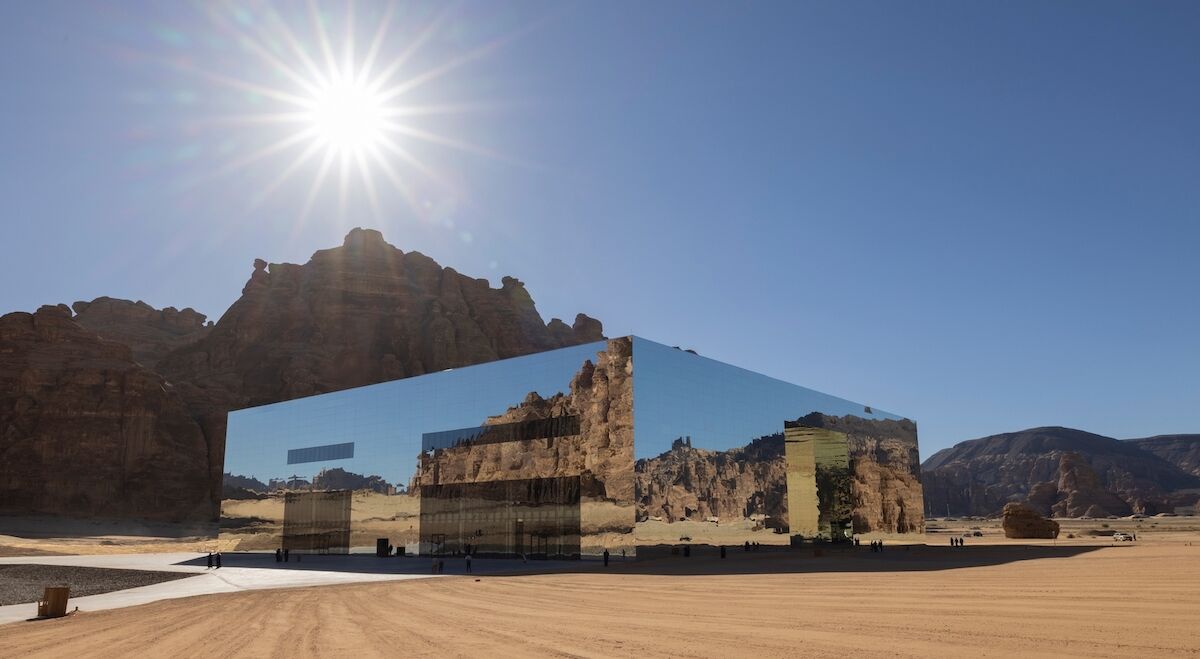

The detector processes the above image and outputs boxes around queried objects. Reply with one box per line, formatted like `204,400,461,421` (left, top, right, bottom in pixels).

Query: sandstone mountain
72,297,211,370
922,427,1200,517
0,228,604,527
0,305,213,522
1128,434,1200,478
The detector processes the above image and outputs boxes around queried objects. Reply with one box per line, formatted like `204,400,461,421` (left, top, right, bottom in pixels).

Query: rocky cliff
0,305,213,522
72,297,211,370
922,427,1200,517
1128,435,1200,478
0,229,604,526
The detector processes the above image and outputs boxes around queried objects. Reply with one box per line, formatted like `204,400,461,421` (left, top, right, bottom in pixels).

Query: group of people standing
868,540,884,552
274,548,292,562
950,536,966,547
205,552,222,568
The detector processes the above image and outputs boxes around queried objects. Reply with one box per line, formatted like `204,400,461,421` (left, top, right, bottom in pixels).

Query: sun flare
164,3,521,221
304,75,386,156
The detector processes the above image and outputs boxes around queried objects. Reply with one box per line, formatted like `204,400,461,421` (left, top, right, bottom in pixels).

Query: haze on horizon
1,1,1197,458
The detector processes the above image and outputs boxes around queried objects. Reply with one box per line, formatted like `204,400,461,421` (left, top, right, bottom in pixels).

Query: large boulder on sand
1002,502,1060,539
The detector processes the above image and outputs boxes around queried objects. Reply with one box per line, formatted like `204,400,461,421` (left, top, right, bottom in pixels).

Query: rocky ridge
72,297,211,370
1128,434,1200,478
922,427,1200,517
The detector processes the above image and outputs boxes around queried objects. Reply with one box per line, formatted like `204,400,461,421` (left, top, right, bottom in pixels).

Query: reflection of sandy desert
220,491,423,551
633,518,792,547
219,493,637,555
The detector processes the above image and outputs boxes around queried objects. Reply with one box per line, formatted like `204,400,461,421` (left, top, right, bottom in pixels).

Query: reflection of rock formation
1002,502,1059,539
0,305,213,522
312,468,393,494
222,473,269,500
785,425,853,540
922,427,1200,517
634,435,787,524
224,474,268,491
794,413,925,534
416,337,634,516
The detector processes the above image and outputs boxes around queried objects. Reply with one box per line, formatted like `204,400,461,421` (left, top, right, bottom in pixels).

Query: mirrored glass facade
220,336,923,558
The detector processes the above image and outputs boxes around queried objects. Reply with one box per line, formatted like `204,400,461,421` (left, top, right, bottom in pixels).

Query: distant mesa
922,426,1200,518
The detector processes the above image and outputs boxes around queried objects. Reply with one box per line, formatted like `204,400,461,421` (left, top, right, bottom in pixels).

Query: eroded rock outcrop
1002,502,1060,539
0,306,213,522
72,297,211,370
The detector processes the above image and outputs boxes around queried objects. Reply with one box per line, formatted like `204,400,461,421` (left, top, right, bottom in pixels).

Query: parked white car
1112,532,1134,542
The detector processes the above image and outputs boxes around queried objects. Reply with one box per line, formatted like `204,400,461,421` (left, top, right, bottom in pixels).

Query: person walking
206,552,213,569
215,552,222,569
603,549,610,567
283,548,290,562
275,548,282,562
465,552,472,574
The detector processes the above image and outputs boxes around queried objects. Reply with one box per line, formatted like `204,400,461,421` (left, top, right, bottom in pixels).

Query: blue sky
1,1,1197,458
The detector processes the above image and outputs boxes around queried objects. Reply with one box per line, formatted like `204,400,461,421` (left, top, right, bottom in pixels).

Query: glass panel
220,338,635,556
631,337,924,550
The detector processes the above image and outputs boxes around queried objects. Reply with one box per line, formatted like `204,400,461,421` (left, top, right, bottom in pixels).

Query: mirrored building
220,336,924,558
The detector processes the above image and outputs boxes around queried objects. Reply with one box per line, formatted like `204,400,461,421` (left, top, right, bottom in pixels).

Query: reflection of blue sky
225,336,909,486
632,337,903,460
224,341,607,487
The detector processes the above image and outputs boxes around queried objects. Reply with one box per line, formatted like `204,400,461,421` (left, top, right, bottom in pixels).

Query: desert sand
2,523,1199,658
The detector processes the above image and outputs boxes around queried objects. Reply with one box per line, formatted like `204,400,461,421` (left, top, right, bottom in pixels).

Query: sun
304,74,386,156
164,3,523,221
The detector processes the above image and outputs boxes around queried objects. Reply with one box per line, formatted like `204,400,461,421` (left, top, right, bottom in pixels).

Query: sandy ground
1,526,1198,657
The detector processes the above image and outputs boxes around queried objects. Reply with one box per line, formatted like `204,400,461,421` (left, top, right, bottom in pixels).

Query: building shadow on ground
175,542,1111,578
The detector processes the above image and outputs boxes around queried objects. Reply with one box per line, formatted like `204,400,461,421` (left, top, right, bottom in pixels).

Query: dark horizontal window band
422,415,580,451
287,442,355,465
